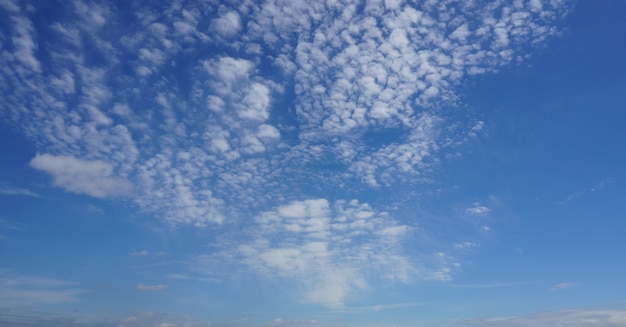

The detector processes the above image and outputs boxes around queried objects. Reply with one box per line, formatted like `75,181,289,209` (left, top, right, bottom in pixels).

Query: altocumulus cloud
0,0,573,307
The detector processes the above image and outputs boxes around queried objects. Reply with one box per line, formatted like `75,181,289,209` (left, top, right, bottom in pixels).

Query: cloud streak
0,270,82,306
463,308,626,327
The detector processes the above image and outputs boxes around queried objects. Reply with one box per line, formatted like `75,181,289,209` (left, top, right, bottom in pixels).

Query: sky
0,0,625,326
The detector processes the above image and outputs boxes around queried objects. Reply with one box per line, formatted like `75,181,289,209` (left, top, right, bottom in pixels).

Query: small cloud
29,154,132,198
550,282,576,291
129,250,149,256
466,203,491,215
454,242,479,249
135,283,168,291
560,178,615,204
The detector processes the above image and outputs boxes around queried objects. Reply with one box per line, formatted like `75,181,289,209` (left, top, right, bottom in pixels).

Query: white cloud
10,16,41,73
0,0,571,229
129,250,149,256
0,1,575,305
200,198,414,307
530,0,544,13
0,183,40,197
466,204,491,215
30,154,132,198
239,82,271,121
0,0,20,12
212,11,242,38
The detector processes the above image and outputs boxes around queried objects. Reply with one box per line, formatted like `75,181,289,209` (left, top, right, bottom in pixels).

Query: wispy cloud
550,282,577,291
0,183,41,197
560,178,615,204
449,281,530,289
332,302,426,314
135,283,168,291
462,308,626,327
0,270,82,306
0,219,25,231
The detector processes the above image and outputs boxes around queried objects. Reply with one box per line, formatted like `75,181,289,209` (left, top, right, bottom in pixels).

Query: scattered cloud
0,311,88,327
0,0,574,312
195,198,415,307
30,154,132,198
333,301,425,314
462,308,626,327
466,203,491,215
165,274,190,280
0,309,213,327
551,282,577,291
0,270,83,306
262,318,319,327
560,178,616,204
0,0,571,227
454,242,480,250
0,183,41,197
135,283,168,291
448,281,530,289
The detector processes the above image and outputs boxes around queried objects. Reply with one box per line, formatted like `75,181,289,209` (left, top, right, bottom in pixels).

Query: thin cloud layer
463,309,626,327
0,270,82,307
0,0,572,308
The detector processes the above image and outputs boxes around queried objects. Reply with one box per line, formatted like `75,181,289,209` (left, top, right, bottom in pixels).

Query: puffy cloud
200,199,414,307
212,11,242,38
30,154,132,198
466,204,491,215
0,0,571,228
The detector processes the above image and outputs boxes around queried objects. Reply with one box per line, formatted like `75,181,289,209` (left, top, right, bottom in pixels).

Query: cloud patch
0,270,82,306
30,154,132,198
196,198,415,307
135,283,168,291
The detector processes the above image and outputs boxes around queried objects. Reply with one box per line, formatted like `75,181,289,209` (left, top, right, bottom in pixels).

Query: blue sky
1,0,625,326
